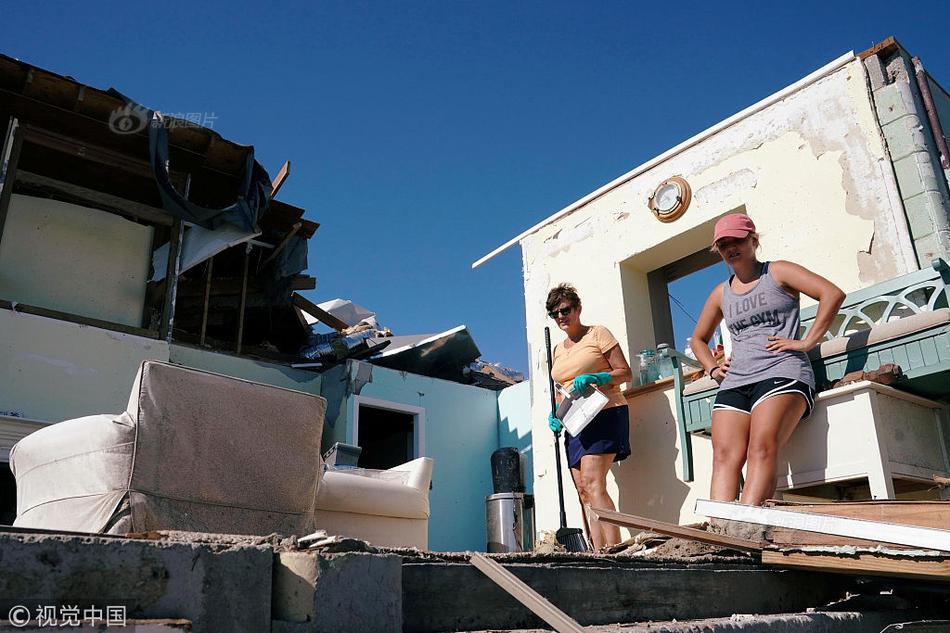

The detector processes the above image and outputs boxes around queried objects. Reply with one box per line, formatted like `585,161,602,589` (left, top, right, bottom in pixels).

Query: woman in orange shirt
547,283,632,549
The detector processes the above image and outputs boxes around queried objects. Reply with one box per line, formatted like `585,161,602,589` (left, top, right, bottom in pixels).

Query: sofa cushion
808,308,950,359
315,457,433,520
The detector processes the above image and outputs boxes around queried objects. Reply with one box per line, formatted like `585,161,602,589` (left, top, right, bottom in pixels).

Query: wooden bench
671,258,950,481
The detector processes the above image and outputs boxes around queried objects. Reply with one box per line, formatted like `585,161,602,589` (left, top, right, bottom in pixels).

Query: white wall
0,194,154,327
518,58,917,534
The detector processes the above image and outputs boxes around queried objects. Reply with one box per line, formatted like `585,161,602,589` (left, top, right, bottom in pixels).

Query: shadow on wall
498,416,533,492
612,396,691,524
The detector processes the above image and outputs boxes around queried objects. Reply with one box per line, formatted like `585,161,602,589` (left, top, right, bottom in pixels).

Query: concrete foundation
0,532,272,633
0,530,944,632
402,559,856,632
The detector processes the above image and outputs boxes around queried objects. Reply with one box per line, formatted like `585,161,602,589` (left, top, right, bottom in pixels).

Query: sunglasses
547,306,574,319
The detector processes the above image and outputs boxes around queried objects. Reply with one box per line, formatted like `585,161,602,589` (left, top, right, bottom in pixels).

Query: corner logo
108,104,149,135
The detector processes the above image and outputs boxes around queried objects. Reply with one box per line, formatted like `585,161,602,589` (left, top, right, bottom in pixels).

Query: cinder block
272,551,402,633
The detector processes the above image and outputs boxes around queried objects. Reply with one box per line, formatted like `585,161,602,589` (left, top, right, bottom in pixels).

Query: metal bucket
486,492,525,553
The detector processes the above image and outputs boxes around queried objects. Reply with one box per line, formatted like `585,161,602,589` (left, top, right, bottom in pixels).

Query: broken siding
520,57,913,533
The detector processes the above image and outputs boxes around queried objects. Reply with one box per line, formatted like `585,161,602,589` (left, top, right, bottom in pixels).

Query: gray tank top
719,262,815,390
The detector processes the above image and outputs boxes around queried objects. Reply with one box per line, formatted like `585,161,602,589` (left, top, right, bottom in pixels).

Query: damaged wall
319,360,503,552
866,50,950,267
0,194,154,327
519,56,918,534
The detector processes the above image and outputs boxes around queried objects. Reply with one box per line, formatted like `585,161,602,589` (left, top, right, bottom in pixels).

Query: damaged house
0,53,529,552
477,38,950,539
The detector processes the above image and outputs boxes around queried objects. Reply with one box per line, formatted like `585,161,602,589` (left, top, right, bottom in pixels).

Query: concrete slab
402,559,856,632
0,531,272,633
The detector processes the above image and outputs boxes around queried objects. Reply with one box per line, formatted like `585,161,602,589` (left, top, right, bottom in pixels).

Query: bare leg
710,409,751,501
573,453,619,549
568,465,593,546
741,394,807,505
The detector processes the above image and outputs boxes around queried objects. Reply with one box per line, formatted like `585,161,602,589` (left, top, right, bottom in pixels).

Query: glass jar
656,343,674,378
638,349,658,384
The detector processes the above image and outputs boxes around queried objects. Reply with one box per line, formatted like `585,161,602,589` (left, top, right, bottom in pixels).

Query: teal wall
496,380,533,493
169,344,323,396
320,360,527,552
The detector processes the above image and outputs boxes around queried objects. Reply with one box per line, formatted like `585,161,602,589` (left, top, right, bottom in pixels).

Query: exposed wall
518,57,916,533
0,194,153,327
866,52,950,267
0,310,168,423
321,361,502,551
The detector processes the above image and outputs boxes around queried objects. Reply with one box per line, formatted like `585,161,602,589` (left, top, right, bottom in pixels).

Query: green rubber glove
572,372,611,393
548,412,563,434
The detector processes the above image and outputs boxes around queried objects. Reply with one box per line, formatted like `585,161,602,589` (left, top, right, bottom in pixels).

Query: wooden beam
160,220,184,341
765,500,950,530
22,124,158,181
15,170,173,226
696,499,950,552
176,274,315,299
292,292,348,332
261,221,301,268
590,506,763,553
469,553,585,633
199,256,214,346
236,243,251,353
271,160,290,197
0,117,24,248
0,299,158,339
762,548,950,582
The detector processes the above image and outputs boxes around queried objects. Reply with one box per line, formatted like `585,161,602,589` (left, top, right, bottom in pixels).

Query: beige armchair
314,457,433,549
11,360,327,536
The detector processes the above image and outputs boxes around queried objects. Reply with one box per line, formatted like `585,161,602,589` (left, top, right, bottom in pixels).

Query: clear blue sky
5,1,947,374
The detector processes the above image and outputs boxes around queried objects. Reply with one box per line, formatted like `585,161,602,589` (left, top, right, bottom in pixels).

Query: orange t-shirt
551,325,626,409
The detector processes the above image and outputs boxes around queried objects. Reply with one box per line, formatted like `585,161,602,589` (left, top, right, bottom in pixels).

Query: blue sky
4,1,947,374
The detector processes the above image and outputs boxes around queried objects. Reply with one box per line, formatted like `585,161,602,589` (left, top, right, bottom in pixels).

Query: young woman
691,214,845,506
546,283,632,549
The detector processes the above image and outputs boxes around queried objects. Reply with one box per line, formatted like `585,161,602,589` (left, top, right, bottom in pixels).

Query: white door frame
351,395,426,459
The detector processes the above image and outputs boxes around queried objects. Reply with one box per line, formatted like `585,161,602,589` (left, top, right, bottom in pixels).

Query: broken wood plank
762,548,950,582
589,506,763,553
261,221,301,268
271,160,290,197
767,527,907,550
697,499,950,552
160,220,184,342
0,299,158,339
469,553,585,633
292,292,348,332
16,170,173,226
236,243,251,354
0,116,24,247
199,256,214,346
764,500,950,530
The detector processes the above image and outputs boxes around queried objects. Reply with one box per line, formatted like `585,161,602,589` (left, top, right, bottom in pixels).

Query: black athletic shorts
713,377,815,420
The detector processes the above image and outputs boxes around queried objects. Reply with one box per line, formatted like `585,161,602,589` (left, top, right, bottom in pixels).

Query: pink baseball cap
713,213,756,243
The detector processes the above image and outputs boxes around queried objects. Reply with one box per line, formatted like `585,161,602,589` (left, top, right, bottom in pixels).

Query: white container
554,382,609,436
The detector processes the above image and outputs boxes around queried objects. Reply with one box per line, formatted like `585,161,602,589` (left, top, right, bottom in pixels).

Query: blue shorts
565,404,630,469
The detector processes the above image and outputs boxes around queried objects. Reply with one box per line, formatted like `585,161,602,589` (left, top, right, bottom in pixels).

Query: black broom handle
544,327,568,530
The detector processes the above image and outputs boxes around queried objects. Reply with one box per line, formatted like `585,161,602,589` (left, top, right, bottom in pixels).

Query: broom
544,326,589,553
